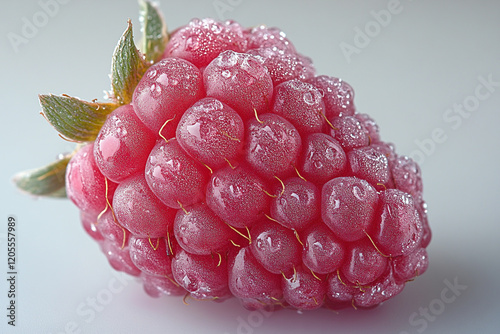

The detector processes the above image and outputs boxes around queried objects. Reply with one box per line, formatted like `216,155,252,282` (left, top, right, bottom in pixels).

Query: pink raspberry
20,8,432,312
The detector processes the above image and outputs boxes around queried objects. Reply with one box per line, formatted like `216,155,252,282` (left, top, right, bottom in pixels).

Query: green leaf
13,154,72,198
110,19,149,104
139,0,169,63
39,94,118,142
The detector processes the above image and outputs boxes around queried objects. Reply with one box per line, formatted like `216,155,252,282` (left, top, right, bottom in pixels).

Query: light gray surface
1,0,499,333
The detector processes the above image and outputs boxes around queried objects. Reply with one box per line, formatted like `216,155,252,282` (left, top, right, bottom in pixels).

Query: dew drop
186,122,202,140
99,136,120,160
157,73,169,86
313,161,323,169
186,36,200,51
303,92,315,105
352,185,365,201
152,166,164,181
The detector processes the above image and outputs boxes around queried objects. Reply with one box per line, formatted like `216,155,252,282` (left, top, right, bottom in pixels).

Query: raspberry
80,210,103,242
373,189,423,257
347,146,391,190
129,236,172,276
341,239,388,286
171,248,231,301
302,223,345,274
19,5,431,312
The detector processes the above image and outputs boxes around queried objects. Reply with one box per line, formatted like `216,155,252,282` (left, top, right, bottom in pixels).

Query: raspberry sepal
138,0,169,63
13,153,72,198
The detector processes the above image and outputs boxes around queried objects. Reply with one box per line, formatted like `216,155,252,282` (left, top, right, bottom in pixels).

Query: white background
1,0,499,333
